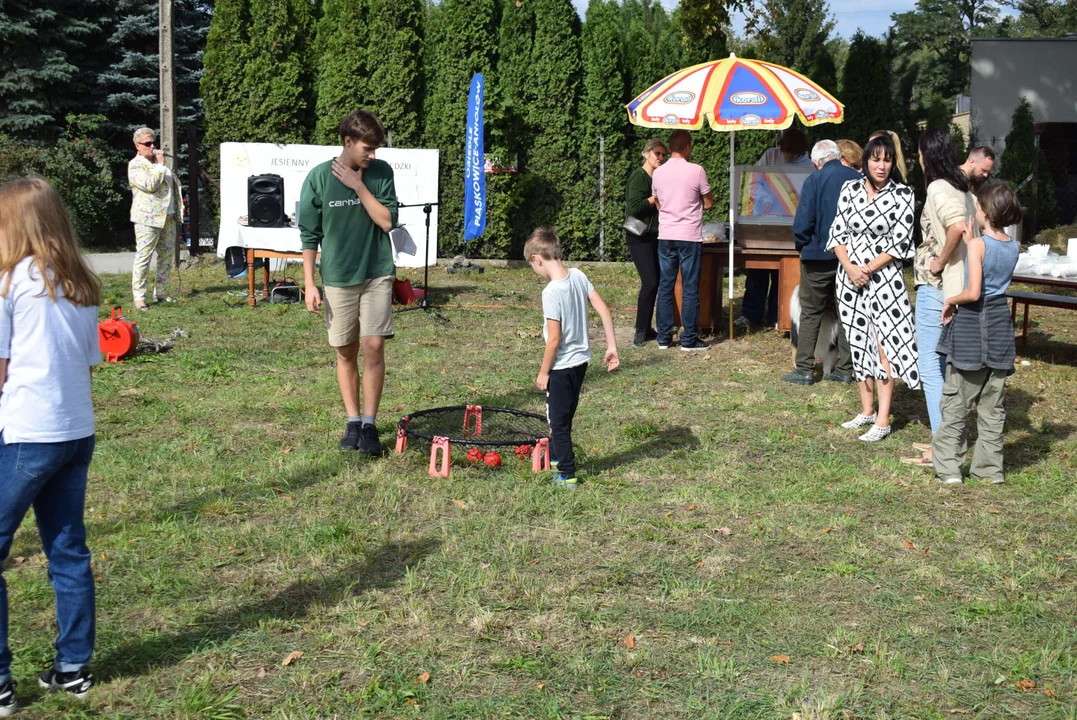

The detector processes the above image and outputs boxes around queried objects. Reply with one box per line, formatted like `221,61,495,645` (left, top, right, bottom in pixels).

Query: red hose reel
98,306,140,362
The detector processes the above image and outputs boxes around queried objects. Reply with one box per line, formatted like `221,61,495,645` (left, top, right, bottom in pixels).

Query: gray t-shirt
542,268,594,370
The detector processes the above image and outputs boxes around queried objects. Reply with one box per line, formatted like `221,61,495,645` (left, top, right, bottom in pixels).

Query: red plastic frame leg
429,436,451,477
464,404,483,436
531,437,551,473
395,424,408,454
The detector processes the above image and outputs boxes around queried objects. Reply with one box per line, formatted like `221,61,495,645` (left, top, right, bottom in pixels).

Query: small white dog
789,284,840,376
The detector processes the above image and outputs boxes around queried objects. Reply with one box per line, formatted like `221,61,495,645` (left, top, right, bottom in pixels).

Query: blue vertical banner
463,73,486,241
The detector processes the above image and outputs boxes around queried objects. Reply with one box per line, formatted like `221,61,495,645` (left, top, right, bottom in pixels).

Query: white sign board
215,143,439,268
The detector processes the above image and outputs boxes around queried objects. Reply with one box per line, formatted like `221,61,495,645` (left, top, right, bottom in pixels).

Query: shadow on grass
95,537,441,680
588,424,701,473
154,457,348,524
1016,334,1077,368
1003,388,1075,473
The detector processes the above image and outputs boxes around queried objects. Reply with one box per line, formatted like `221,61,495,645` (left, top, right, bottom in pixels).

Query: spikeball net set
395,405,552,477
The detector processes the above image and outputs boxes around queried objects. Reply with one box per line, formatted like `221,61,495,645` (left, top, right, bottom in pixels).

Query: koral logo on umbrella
795,88,820,101
663,114,680,125
663,91,695,104
730,92,766,105
739,114,761,125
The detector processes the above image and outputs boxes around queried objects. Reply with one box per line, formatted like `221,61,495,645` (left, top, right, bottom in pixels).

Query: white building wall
970,38,1077,153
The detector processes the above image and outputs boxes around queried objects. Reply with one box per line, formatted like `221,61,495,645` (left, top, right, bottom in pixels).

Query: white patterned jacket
128,155,185,229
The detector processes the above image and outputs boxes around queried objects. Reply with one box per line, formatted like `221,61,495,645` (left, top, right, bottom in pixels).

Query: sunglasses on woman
137,141,155,148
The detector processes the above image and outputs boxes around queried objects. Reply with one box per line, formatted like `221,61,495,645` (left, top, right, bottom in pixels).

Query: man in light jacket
128,127,184,310
783,140,860,385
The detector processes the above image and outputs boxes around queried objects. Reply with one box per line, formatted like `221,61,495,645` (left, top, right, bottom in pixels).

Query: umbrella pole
728,132,735,340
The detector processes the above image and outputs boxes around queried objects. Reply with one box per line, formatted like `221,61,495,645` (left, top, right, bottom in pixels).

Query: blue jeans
0,433,96,684
914,285,947,434
657,240,703,347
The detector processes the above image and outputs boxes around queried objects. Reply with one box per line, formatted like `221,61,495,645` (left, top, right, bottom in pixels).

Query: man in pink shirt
651,130,715,351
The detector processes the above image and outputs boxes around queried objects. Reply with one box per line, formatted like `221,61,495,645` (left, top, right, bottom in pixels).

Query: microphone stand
396,202,440,315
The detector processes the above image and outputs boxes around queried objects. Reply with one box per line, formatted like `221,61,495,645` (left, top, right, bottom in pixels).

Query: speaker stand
396,202,444,320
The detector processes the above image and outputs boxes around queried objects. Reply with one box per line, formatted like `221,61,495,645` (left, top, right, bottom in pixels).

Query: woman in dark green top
625,138,667,346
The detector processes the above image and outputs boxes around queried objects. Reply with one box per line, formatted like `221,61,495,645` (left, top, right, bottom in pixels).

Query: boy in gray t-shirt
525,228,620,488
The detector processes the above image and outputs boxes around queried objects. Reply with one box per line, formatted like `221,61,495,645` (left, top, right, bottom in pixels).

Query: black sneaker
823,372,855,384
680,340,709,352
781,369,815,385
633,328,658,347
357,423,381,456
0,679,16,717
340,421,362,450
38,668,94,699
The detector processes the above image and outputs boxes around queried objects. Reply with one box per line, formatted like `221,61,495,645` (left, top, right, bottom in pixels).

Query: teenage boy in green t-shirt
300,110,398,455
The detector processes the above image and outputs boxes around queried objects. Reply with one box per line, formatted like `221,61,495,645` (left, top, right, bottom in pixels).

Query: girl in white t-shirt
0,176,102,712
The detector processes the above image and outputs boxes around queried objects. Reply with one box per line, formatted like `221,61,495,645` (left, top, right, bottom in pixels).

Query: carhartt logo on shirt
328,198,363,208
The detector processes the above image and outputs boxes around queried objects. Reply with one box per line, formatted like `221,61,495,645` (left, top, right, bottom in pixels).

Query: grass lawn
4,259,1076,719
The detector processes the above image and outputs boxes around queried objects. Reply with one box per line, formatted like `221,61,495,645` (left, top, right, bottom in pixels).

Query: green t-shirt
298,157,399,287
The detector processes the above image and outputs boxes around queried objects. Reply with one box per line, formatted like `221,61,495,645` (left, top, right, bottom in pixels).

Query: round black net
399,406,549,447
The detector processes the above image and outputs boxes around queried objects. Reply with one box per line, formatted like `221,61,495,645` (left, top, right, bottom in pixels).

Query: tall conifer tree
313,0,371,144
365,0,425,147
0,0,97,140
244,0,316,144
97,0,210,141
481,0,535,258
581,0,629,260
840,32,894,144
421,0,498,256
202,0,252,166
527,0,583,255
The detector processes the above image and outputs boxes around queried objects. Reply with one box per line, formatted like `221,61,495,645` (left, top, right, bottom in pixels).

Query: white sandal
858,424,892,442
841,413,877,429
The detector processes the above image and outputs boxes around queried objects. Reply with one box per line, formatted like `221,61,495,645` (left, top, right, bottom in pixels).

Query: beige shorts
323,274,395,347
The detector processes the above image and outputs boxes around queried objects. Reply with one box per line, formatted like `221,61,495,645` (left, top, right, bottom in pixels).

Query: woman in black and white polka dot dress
826,134,920,442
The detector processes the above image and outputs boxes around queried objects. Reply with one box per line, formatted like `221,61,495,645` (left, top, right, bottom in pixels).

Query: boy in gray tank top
526,228,620,488
932,183,1023,485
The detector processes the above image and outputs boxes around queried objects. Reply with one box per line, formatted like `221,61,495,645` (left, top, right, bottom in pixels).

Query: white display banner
215,142,439,268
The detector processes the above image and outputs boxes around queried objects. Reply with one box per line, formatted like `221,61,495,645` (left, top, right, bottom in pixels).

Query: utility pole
159,0,178,263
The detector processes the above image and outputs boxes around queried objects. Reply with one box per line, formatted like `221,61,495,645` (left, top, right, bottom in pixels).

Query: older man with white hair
782,139,862,385
128,127,184,311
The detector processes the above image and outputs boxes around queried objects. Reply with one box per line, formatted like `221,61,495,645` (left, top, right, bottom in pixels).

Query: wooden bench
1008,291,1077,344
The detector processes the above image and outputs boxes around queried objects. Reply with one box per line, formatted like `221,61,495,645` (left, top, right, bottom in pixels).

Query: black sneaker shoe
781,369,815,385
38,668,94,699
633,327,658,346
0,679,16,717
357,423,381,456
680,340,710,352
823,372,855,384
340,421,362,450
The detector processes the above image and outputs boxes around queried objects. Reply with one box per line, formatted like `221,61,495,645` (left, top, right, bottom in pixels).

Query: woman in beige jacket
128,127,184,311
906,129,976,463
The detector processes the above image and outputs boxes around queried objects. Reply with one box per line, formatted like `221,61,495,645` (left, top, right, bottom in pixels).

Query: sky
570,0,919,40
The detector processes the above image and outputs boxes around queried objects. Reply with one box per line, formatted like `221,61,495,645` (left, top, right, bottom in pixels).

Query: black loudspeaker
248,174,286,227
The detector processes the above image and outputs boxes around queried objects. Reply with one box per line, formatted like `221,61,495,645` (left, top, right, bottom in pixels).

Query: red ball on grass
484,451,502,467
466,447,485,463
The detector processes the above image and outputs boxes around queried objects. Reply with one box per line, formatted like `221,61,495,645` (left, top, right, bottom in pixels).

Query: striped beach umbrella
626,54,844,338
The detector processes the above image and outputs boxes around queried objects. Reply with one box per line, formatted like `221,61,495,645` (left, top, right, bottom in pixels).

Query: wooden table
1009,273,1077,344
245,248,317,307
1011,273,1077,291
673,244,801,335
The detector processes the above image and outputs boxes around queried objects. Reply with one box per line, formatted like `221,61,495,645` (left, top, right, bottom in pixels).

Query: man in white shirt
128,127,184,311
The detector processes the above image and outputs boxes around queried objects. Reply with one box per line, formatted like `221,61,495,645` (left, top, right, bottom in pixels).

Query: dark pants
742,269,779,326
0,433,96,684
627,233,659,333
657,240,702,347
546,363,588,479
795,261,853,375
